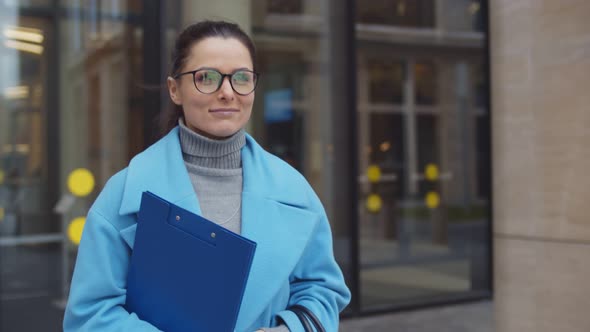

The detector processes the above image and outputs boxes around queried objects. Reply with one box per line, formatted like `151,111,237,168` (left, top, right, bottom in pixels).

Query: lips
208,108,240,119
209,108,239,113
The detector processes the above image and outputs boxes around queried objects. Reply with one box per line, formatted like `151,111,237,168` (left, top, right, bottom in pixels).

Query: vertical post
142,1,163,145
400,60,417,258
455,62,471,206
328,0,360,315
51,0,66,305
404,60,417,197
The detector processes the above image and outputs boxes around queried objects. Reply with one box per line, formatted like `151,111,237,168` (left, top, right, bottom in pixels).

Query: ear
167,77,182,105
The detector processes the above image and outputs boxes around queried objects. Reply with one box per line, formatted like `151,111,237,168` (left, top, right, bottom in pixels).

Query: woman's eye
196,72,217,85
233,72,251,84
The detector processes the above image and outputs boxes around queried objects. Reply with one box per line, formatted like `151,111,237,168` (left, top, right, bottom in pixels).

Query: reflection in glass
368,60,404,104
0,11,62,331
57,2,145,330
417,114,439,196
415,62,436,105
257,53,305,170
0,18,50,237
440,0,484,32
59,0,144,189
357,1,490,310
267,0,302,14
251,0,354,312
357,0,435,28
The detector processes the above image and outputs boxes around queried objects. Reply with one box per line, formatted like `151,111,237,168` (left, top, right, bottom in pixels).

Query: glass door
357,55,491,310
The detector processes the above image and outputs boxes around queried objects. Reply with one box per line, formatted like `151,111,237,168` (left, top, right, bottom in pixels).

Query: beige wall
490,0,590,331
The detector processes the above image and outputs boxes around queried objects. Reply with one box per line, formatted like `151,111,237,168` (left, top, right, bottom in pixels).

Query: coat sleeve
63,208,161,332
275,205,351,332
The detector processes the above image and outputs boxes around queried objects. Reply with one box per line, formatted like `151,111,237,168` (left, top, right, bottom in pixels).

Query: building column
490,1,590,331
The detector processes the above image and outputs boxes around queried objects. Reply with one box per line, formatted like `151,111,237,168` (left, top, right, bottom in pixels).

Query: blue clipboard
125,191,257,332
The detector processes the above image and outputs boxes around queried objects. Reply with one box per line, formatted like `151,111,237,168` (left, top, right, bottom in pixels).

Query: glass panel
357,0,435,28
416,114,439,196
250,0,353,294
368,60,404,104
1,0,51,9
438,0,485,32
473,62,486,108
0,17,51,236
57,0,144,329
59,0,144,192
415,61,436,105
257,53,306,169
0,7,60,331
357,2,490,311
267,0,302,14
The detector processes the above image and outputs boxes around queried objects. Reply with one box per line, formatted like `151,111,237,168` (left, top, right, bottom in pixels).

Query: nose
218,76,234,99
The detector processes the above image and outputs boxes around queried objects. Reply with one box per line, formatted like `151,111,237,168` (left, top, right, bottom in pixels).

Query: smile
209,108,239,113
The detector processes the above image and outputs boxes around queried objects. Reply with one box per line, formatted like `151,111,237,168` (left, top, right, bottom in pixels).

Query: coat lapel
119,127,201,217
235,136,321,330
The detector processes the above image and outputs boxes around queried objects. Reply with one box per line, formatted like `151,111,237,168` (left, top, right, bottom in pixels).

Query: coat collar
119,127,202,216
119,127,314,215
119,127,321,330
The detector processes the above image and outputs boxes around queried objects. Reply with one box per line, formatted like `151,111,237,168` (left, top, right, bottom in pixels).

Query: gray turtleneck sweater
178,120,290,332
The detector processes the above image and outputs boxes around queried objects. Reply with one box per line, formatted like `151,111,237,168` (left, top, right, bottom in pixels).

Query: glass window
1,0,51,9
267,0,302,14
248,1,354,294
357,2,490,311
256,53,306,169
367,113,406,201
415,61,436,105
473,62,486,108
368,60,404,104
0,8,61,331
417,114,439,196
357,0,435,28
58,2,143,331
58,0,144,188
439,0,484,32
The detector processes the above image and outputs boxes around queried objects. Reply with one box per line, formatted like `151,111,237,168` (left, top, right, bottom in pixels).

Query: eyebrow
193,66,253,73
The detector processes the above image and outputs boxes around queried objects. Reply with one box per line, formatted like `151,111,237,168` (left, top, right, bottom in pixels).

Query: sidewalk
340,301,493,332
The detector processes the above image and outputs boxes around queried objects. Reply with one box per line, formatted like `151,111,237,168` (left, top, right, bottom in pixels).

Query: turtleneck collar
178,118,245,169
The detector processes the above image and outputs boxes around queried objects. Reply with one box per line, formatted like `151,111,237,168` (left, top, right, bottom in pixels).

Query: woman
63,20,350,332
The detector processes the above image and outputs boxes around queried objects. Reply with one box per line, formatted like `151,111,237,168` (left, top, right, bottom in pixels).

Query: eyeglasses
174,68,259,96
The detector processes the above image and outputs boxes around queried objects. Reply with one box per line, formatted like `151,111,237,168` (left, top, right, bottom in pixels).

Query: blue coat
63,127,351,332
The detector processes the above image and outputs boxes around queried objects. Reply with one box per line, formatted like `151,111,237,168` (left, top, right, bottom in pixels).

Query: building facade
0,1,491,330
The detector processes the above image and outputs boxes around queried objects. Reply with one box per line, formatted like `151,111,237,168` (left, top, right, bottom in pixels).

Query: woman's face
167,37,254,139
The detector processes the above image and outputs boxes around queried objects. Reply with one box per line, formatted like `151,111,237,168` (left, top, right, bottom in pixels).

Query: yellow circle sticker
425,164,439,181
68,217,86,245
366,194,383,213
0,169,5,184
367,165,381,183
425,191,440,209
67,168,95,197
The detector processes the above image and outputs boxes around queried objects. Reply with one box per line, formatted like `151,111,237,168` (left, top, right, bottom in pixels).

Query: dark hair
159,20,257,135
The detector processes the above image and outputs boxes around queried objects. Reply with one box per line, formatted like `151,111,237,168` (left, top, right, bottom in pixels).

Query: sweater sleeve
63,209,162,332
